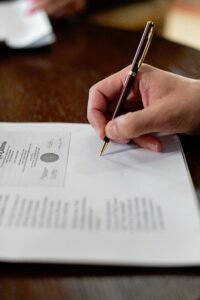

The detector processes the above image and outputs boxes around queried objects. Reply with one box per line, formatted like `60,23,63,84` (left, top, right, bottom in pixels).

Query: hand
28,0,86,17
87,64,200,151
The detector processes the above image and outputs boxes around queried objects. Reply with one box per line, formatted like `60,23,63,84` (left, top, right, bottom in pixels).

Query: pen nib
100,141,108,156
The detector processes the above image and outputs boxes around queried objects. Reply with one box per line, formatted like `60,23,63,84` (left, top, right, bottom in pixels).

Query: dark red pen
100,21,155,156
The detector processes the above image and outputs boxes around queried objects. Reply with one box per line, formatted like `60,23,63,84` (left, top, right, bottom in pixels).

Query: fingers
29,0,85,16
132,135,162,152
87,63,200,152
104,107,163,151
105,108,156,139
87,85,108,139
105,104,169,140
88,109,107,140
87,65,137,139
87,64,177,150
28,0,50,13
87,64,160,140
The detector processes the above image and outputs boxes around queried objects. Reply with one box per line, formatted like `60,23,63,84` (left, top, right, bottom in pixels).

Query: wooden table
0,20,200,300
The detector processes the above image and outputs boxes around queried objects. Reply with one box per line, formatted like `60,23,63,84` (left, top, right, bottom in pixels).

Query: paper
0,122,200,266
0,130,70,187
0,0,55,48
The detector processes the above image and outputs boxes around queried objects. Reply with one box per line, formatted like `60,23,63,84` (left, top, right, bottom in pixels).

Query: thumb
105,105,164,140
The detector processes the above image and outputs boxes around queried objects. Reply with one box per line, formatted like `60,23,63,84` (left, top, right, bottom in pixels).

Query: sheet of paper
0,0,55,48
0,122,200,266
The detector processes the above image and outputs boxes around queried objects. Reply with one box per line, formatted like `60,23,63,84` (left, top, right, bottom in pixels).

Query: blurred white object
163,1,200,50
0,0,56,48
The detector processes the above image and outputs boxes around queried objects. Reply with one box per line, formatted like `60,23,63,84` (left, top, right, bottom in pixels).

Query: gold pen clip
137,26,154,69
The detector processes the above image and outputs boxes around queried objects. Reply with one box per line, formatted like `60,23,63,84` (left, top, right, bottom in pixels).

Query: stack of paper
0,122,200,266
0,0,56,48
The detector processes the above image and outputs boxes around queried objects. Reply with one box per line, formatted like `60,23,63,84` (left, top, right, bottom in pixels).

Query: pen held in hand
100,20,155,156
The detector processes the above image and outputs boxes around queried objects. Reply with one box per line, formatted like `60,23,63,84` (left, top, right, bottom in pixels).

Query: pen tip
100,142,108,156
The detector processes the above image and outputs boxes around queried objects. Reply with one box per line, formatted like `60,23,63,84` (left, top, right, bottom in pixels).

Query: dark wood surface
0,20,200,300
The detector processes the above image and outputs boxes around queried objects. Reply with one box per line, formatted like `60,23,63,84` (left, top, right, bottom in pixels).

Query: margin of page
177,135,200,209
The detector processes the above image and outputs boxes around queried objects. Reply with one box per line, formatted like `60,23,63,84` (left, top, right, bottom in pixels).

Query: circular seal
40,153,59,163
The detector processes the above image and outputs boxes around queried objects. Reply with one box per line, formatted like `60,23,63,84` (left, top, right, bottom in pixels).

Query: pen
100,21,155,156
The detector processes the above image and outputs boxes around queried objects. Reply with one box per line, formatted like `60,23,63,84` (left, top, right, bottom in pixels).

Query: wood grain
0,20,200,300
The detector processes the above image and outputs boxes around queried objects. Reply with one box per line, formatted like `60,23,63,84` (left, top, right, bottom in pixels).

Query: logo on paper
0,141,7,160
40,153,59,163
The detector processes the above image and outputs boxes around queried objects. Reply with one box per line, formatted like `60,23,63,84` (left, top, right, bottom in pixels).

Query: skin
87,64,200,151
28,0,86,17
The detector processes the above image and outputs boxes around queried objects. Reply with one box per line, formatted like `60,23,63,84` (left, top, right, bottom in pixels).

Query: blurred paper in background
0,0,56,48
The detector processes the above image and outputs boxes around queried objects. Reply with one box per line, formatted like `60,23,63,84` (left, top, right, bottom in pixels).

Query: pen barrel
112,73,135,119
131,21,154,71
112,22,154,120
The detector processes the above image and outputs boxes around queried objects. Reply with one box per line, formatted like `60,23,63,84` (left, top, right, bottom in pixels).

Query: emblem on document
40,153,59,163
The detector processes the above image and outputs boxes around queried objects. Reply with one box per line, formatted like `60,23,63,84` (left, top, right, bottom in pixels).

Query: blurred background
88,0,200,50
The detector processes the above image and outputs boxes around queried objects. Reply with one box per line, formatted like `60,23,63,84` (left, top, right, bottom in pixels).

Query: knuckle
88,85,96,97
86,113,91,123
88,85,97,109
87,105,93,123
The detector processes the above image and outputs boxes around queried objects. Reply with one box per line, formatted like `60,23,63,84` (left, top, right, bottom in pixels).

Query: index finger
87,65,130,139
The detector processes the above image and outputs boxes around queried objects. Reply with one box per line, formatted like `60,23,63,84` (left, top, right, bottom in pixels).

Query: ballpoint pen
100,20,155,156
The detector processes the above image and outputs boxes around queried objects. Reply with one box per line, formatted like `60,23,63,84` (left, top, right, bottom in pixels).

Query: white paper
0,0,55,48
0,122,200,266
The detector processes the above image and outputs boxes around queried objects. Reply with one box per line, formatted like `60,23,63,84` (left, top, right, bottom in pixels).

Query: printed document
0,122,200,266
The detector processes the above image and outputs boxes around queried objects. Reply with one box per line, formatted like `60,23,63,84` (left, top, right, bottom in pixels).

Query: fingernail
117,139,130,144
98,129,105,140
27,8,36,14
147,143,160,152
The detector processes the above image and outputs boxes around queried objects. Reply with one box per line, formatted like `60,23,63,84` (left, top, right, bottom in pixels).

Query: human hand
87,64,200,151
28,0,86,17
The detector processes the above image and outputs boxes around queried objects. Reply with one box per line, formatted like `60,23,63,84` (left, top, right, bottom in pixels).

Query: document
0,0,55,48
0,122,200,266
